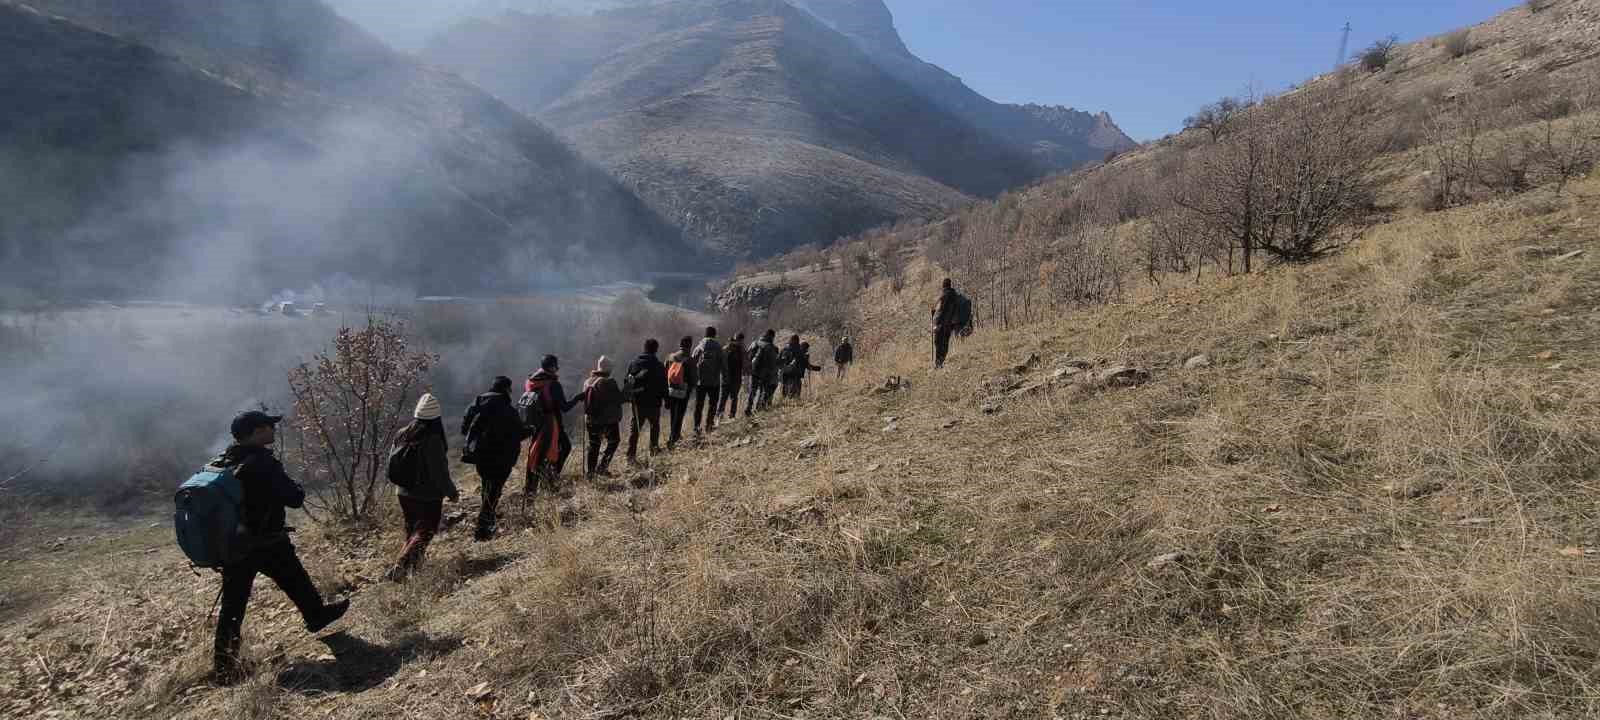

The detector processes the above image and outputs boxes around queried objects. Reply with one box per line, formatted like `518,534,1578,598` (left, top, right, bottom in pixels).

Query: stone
1096,366,1151,387
881,423,899,433
1147,552,1186,569
1013,353,1042,373
1184,354,1213,370
1052,367,1083,382
1057,356,1094,370
798,436,822,450
1009,381,1049,398
1555,250,1585,262
1383,479,1443,499
1536,350,1558,361
980,398,1003,414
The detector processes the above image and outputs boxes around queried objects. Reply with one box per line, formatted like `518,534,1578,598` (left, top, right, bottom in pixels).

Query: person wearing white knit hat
387,392,459,582
576,356,624,478
413,393,442,421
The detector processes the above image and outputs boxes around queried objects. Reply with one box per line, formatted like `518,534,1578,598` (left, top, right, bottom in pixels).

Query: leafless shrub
1184,95,1255,143
1520,40,1550,60
1443,30,1475,59
1527,0,1554,13
1360,35,1400,72
285,317,436,523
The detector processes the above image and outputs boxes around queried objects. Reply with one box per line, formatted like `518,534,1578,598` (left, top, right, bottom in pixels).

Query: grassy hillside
6,2,1600,719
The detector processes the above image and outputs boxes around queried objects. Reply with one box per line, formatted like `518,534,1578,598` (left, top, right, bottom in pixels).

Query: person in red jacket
525,355,581,493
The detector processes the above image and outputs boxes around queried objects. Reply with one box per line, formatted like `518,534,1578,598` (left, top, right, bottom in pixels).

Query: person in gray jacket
387,393,460,582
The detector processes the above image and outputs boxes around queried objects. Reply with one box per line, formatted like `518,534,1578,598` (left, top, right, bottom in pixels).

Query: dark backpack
695,339,725,382
517,388,548,436
779,348,804,378
953,293,974,334
386,435,423,489
752,342,778,377
174,464,247,570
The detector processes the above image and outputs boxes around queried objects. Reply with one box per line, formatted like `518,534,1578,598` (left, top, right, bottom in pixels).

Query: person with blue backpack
200,410,350,685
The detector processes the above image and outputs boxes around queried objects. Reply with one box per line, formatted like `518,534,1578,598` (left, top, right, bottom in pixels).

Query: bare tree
1257,87,1386,261
1184,96,1253,143
286,317,436,522
1360,35,1401,72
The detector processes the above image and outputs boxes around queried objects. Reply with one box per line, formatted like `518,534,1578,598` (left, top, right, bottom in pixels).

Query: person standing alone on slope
834,337,854,380
931,278,966,369
211,410,350,685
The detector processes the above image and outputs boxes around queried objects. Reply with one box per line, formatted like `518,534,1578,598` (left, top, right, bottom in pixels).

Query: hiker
931,278,966,369
463,376,526,541
779,335,805,400
387,394,460,582
665,337,696,448
626,338,668,463
719,332,747,419
691,326,725,434
800,342,825,393
578,356,624,478
834,337,854,380
525,355,581,492
212,410,350,685
746,329,781,413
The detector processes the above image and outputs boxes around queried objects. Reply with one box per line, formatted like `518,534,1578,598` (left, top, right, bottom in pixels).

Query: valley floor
5,180,1600,719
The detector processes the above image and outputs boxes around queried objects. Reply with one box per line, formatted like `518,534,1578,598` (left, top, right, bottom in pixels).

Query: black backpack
695,339,725,382
517,387,548,436
386,435,423,489
954,293,974,334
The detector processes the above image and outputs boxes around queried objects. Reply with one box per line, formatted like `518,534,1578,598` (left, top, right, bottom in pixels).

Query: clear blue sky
882,0,1517,141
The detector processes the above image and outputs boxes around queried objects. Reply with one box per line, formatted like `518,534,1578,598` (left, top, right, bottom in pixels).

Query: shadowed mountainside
0,0,696,303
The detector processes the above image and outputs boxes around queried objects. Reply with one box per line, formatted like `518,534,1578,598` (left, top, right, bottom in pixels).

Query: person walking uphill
834,337,854,380
746,330,781,414
719,332,746,419
626,339,668,463
524,355,582,493
665,337,696,449
211,410,350,685
463,376,527,542
797,341,823,396
386,394,460,582
692,327,725,434
578,356,624,479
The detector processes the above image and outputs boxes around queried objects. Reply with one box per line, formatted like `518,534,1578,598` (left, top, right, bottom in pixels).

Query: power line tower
1335,21,1353,70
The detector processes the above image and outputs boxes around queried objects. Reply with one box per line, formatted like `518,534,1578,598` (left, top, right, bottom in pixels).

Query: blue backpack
174,465,247,570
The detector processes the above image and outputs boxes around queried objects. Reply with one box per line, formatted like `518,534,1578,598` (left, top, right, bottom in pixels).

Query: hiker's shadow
276,631,463,694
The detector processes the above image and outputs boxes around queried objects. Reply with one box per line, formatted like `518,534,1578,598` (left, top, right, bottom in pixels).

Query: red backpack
666,360,689,399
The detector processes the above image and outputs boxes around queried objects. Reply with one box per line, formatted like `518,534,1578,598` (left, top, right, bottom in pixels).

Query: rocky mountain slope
422,0,1132,259
795,0,1138,165
0,0,693,303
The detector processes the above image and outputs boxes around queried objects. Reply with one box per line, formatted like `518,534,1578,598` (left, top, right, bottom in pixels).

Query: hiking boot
473,526,494,543
306,598,350,634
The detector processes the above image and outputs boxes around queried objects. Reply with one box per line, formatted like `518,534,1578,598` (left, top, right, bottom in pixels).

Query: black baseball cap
230,410,283,439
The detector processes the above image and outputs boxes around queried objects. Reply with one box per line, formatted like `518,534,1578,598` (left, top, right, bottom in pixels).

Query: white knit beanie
596,356,613,374
413,393,442,421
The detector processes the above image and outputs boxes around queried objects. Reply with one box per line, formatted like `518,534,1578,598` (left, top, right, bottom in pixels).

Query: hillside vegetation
6,1,1600,719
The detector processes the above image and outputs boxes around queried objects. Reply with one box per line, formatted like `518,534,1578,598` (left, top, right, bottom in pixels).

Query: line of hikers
184,279,973,686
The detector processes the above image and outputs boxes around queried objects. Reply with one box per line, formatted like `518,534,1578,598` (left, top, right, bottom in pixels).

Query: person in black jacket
213,410,350,685
463,376,525,542
626,339,668,463
834,337,854,380
719,332,746,419
387,394,461,582
796,342,824,397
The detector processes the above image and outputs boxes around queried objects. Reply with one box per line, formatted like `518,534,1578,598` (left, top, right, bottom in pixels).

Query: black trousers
693,385,721,431
586,422,620,475
475,462,515,536
719,380,741,418
215,540,323,665
628,402,661,459
667,395,689,446
934,327,954,368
